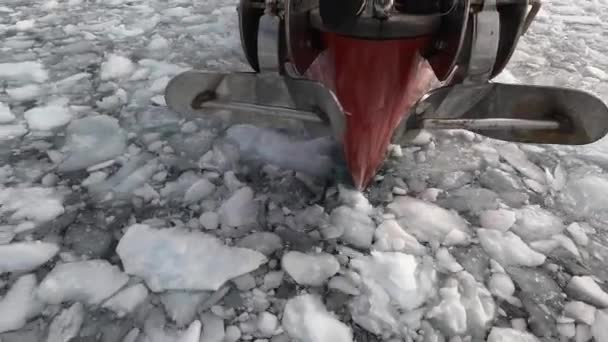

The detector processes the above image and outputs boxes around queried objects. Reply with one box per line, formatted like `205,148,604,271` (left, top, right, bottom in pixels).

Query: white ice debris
386,196,470,244
218,186,258,227
59,115,127,171
488,273,515,299
0,102,16,123
0,242,59,274
487,327,540,342
511,205,565,241
236,232,283,256
477,229,546,267
100,54,135,80
257,311,279,337
350,251,435,311
373,219,426,255
6,84,42,102
116,224,267,291
435,248,463,273
282,251,340,286
0,274,43,333
567,276,608,308
161,291,209,327
427,284,467,336
330,205,375,248
0,186,64,224
199,212,219,230
225,124,334,177
328,275,360,295
567,223,589,246
479,209,516,231
282,294,352,342
177,320,201,342
37,260,129,305
102,283,149,317
0,124,28,140
0,61,48,83
24,103,73,131
200,313,225,342
184,179,215,203
497,144,546,183
47,302,85,342
564,301,596,325
559,174,608,226
592,309,608,342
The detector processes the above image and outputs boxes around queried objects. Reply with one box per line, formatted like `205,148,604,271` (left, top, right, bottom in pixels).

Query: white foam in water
37,260,129,305
116,224,267,292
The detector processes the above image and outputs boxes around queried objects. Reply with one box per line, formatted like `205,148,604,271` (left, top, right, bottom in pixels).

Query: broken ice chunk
257,311,279,337
559,174,608,224
479,209,516,231
46,302,85,342
487,327,540,342
350,251,436,311
0,274,43,333
0,124,28,141
282,251,339,286
161,291,210,327
100,54,135,80
218,187,258,227
58,115,127,172
200,313,225,342
567,223,589,246
116,224,267,292
24,103,73,131
0,61,48,83
564,301,596,325
330,206,375,249
511,205,565,242
435,248,463,273
373,219,426,255
37,260,129,305
566,276,608,308
427,283,467,336
183,179,215,204
102,283,149,317
488,273,515,299
177,320,201,342
387,196,470,243
592,309,608,342
236,232,283,256
497,144,546,183
199,212,219,230
0,102,15,123
282,294,352,342
0,186,64,225
0,241,59,274
477,229,546,267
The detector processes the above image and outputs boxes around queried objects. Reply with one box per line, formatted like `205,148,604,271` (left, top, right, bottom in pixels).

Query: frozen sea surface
1,0,608,341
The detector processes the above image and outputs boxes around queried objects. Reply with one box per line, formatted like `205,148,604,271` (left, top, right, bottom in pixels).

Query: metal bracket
464,0,500,84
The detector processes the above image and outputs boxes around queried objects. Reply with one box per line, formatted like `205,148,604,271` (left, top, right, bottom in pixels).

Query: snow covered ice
117,224,267,291
1,0,608,340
